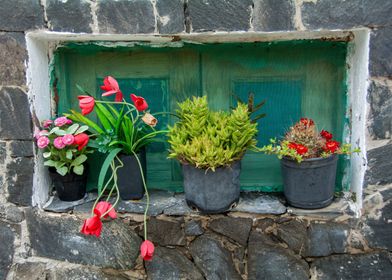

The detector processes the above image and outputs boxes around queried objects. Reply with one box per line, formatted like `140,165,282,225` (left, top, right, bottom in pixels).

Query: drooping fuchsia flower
100,76,123,102
131,94,148,111
54,116,71,127
42,119,53,128
53,137,66,149
95,201,117,219
81,209,103,237
37,136,50,149
78,95,95,115
62,134,75,145
73,133,89,151
140,240,155,261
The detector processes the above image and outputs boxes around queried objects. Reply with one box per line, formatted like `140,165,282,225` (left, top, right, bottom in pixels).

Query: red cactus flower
130,94,148,111
73,133,89,151
288,142,298,150
324,140,340,153
95,201,117,219
81,209,102,237
300,118,314,127
320,130,333,141
101,76,123,102
295,144,308,155
78,95,95,115
140,240,155,261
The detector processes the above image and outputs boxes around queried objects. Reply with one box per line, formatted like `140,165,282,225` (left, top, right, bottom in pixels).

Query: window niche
27,30,369,210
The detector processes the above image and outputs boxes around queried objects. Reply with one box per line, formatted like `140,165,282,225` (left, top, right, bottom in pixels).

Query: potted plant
35,117,91,201
168,96,258,213
68,76,166,201
259,118,360,209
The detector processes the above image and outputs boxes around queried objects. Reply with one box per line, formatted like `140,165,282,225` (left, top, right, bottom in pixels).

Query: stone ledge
43,190,356,220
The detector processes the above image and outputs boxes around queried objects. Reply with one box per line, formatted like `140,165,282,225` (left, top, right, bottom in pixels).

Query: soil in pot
49,168,88,201
281,154,338,209
117,150,146,200
182,161,241,214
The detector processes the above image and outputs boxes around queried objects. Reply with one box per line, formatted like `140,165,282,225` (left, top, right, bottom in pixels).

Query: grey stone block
232,192,286,215
0,87,32,140
145,247,204,280
144,217,186,246
369,27,392,77
185,220,204,236
156,0,185,34
208,216,252,246
248,231,309,280
253,0,295,31
0,204,24,223
0,141,5,164
0,32,27,87
301,0,363,30
0,0,45,31
365,143,392,185
9,140,34,157
363,0,392,26
6,157,33,206
97,0,155,34
311,252,392,279
190,235,242,280
276,219,307,255
367,80,392,139
26,209,142,269
0,221,16,279
188,0,252,32
46,0,93,33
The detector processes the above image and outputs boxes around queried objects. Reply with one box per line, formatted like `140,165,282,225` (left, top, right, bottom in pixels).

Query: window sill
42,190,357,219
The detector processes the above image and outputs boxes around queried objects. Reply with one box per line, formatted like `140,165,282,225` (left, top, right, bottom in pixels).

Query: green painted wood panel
52,40,349,192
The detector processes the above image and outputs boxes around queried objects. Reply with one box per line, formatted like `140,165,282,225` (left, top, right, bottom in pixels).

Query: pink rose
34,129,48,140
53,137,66,149
54,117,70,127
37,136,50,149
62,134,75,145
42,120,53,128
66,119,73,125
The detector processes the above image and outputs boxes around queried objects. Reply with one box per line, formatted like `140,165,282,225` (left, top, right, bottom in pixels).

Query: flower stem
132,151,149,241
101,156,123,217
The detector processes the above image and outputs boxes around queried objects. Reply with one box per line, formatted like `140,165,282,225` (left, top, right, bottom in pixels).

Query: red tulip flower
81,209,102,237
300,118,314,127
101,76,123,102
74,133,89,151
131,94,148,111
324,140,340,153
295,144,308,155
95,201,117,219
78,95,95,115
140,240,155,261
320,130,333,141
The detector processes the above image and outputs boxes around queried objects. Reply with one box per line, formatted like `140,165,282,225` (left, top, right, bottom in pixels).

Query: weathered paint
52,40,348,192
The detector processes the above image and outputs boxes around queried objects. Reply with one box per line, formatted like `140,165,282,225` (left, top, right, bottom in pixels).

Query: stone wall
0,0,391,279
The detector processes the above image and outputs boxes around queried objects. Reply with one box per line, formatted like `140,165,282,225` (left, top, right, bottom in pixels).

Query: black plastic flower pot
117,150,146,200
182,161,241,214
49,168,88,201
281,154,338,209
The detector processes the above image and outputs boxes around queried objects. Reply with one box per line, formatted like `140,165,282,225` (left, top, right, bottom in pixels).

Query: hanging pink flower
78,95,95,115
73,133,89,151
100,76,123,102
140,240,155,261
54,117,70,127
81,209,102,237
95,201,117,219
37,136,50,149
62,134,75,145
42,120,53,128
53,137,66,149
130,94,148,111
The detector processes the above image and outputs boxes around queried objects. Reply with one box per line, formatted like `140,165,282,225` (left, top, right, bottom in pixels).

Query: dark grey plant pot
281,154,338,209
182,161,241,214
49,168,87,201
117,150,146,200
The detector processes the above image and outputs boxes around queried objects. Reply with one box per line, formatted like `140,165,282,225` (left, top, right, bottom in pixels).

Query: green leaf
75,125,89,135
95,103,116,127
76,84,89,94
49,127,60,135
98,148,122,195
66,123,79,134
56,166,68,176
72,154,87,166
68,110,104,134
66,150,73,160
54,161,65,169
44,160,56,167
54,129,67,136
73,165,84,175
95,106,112,131
43,152,51,159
